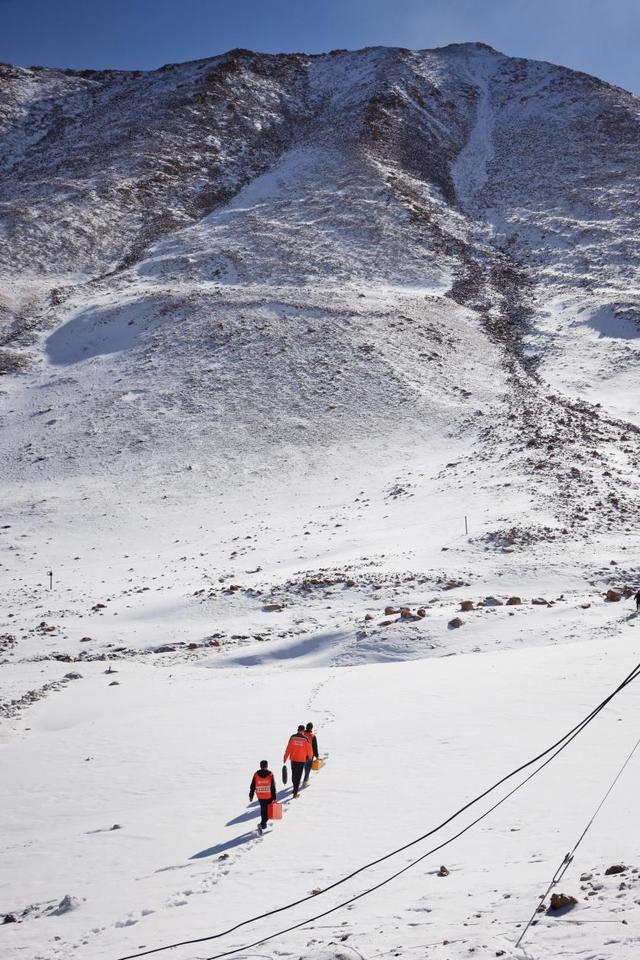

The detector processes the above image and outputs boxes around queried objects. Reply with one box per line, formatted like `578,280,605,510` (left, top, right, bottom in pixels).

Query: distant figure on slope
635,589,640,612
249,760,277,834
284,725,312,798
303,722,319,784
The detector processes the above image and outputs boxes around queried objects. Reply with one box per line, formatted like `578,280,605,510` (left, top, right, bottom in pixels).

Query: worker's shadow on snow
226,788,296,827
190,832,257,859
191,790,299,856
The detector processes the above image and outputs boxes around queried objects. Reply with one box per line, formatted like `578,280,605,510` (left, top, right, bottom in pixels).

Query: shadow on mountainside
46,299,158,364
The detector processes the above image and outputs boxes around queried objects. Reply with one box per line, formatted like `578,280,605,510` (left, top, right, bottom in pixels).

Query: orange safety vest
285,733,312,763
254,772,273,798
304,729,316,749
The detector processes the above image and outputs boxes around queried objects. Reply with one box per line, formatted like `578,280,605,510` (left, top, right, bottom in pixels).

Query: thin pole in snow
464,515,468,535
48,570,53,590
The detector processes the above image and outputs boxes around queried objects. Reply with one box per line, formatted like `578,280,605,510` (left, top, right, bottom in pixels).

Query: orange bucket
311,758,325,771
268,801,283,820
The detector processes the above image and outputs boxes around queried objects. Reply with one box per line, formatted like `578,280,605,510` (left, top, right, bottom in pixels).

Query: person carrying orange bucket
249,760,278,834
302,722,319,785
283,725,312,798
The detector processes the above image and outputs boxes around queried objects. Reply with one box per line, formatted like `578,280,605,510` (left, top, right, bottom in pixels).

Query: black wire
202,701,610,960
515,730,640,950
116,659,640,960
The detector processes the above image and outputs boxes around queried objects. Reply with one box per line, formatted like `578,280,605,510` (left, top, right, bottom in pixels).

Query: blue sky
1,0,638,93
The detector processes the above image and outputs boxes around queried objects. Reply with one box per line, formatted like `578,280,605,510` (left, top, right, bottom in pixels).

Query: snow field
2,626,640,959
2,40,640,960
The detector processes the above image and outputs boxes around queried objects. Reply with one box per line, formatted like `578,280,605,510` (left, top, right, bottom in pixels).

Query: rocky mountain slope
1,44,638,530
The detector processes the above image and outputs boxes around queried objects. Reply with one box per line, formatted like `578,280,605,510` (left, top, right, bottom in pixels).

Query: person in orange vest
283,725,312,798
249,760,277,834
302,721,319,784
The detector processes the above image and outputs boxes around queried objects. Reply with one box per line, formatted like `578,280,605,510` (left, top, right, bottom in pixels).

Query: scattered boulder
605,590,622,602
51,894,80,915
416,608,426,618
448,617,464,629
460,600,474,612
2,913,17,924
482,596,503,607
437,865,449,877
605,864,626,875
344,579,357,588
531,597,547,606
548,893,577,912
506,596,522,606
263,603,285,612
400,608,421,621
384,606,400,616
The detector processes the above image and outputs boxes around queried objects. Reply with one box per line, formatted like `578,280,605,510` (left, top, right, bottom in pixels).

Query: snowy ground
2,449,640,960
2,41,640,960
2,610,640,960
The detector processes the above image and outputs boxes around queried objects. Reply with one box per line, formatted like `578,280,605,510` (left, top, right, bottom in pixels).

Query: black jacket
249,769,277,801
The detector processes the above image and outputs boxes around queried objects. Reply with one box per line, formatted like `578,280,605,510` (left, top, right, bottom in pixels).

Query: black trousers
303,758,313,781
258,798,271,828
291,760,305,794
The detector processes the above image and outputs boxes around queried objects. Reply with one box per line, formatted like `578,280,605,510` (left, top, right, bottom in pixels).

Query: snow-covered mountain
1,44,639,520
2,44,640,960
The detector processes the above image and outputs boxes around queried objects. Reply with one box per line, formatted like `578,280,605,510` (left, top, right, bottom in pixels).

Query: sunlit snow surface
1,43,640,960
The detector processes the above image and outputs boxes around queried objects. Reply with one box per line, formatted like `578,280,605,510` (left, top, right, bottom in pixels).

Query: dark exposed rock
482,596,503,607
548,893,577,911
